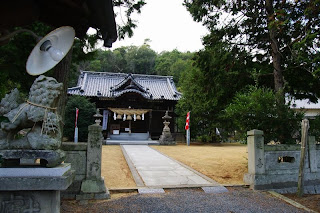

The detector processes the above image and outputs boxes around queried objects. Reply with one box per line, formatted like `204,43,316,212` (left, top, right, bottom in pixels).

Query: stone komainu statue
0,75,65,167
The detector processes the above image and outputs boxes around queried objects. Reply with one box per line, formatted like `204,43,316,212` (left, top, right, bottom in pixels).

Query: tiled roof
68,71,182,101
286,94,320,109
290,99,320,109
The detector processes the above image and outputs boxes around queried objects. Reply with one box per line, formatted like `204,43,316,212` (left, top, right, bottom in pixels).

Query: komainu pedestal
0,163,74,213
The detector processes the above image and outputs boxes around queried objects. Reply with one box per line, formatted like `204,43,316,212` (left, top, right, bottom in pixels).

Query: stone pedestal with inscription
0,163,74,213
76,124,110,200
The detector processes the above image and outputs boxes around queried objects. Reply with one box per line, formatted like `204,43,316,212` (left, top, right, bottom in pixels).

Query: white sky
95,0,209,53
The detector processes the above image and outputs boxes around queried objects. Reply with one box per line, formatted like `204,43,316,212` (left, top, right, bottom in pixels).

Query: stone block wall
244,129,320,194
61,142,87,198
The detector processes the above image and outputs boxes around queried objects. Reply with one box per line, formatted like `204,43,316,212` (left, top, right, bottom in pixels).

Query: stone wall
244,129,320,194
61,142,87,198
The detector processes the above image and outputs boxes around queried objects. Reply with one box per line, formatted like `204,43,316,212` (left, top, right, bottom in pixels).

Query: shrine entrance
107,108,151,140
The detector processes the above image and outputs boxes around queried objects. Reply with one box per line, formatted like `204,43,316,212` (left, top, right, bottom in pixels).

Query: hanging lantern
133,114,137,121
142,113,145,120
136,114,141,120
127,114,132,120
123,114,126,121
113,112,117,120
116,114,122,120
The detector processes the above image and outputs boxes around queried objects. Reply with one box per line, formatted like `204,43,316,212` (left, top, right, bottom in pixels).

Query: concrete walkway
121,145,223,189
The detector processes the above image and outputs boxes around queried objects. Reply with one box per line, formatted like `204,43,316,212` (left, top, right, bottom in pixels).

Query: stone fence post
247,129,265,175
77,123,110,200
308,136,317,173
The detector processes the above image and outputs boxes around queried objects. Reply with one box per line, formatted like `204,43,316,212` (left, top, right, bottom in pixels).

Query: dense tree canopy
184,0,320,101
176,41,255,140
69,44,196,87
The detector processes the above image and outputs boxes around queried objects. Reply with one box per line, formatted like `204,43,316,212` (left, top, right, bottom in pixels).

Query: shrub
224,86,303,144
64,96,96,142
309,115,320,142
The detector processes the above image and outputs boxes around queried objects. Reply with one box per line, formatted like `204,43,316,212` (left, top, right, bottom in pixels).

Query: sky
99,0,209,53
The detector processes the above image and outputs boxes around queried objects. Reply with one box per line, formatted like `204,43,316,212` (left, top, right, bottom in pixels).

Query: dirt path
101,145,136,189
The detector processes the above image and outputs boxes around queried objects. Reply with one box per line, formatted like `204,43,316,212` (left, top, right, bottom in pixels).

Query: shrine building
67,71,182,141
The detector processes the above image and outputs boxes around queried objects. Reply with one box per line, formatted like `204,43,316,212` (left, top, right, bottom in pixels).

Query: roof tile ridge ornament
80,72,88,93
166,77,177,96
132,73,174,79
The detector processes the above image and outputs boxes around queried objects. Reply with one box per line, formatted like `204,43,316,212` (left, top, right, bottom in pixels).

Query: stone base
0,149,65,168
0,190,60,213
77,177,110,200
159,132,176,145
81,178,106,193
244,173,320,194
76,191,110,200
0,163,74,213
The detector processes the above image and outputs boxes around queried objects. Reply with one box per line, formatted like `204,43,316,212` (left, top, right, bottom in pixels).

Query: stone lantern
159,111,175,145
94,109,103,125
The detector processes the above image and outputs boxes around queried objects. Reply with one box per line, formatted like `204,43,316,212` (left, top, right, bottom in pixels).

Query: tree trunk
265,0,284,100
53,48,73,135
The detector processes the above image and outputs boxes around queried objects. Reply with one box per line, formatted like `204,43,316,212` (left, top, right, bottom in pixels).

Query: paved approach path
121,145,222,188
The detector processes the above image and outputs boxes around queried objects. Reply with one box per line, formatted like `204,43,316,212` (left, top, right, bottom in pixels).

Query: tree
0,22,53,98
125,44,157,74
184,0,320,101
113,0,146,39
177,41,255,141
64,96,96,142
154,50,194,84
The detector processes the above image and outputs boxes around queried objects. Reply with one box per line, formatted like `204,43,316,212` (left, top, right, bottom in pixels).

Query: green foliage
64,96,96,142
154,50,194,84
125,44,157,74
74,45,197,85
309,116,320,142
0,22,52,98
113,0,146,39
176,41,254,141
184,0,320,100
224,86,303,143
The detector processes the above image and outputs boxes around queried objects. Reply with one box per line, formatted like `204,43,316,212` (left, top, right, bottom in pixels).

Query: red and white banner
185,111,190,130
75,108,79,128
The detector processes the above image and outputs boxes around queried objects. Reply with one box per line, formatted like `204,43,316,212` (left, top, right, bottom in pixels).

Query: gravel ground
61,187,308,213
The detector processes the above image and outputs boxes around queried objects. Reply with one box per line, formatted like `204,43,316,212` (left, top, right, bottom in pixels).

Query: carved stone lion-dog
0,75,65,167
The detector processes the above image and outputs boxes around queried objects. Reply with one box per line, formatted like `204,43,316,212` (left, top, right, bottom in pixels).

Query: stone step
109,133,150,141
105,140,159,145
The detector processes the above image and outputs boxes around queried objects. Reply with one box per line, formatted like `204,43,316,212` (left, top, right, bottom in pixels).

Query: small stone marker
138,188,165,194
202,186,228,194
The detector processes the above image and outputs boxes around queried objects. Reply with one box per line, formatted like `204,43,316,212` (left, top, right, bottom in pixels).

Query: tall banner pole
187,128,190,146
74,108,79,143
185,111,190,146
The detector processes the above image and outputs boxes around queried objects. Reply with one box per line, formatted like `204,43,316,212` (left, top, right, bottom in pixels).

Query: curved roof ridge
80,70,174,79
